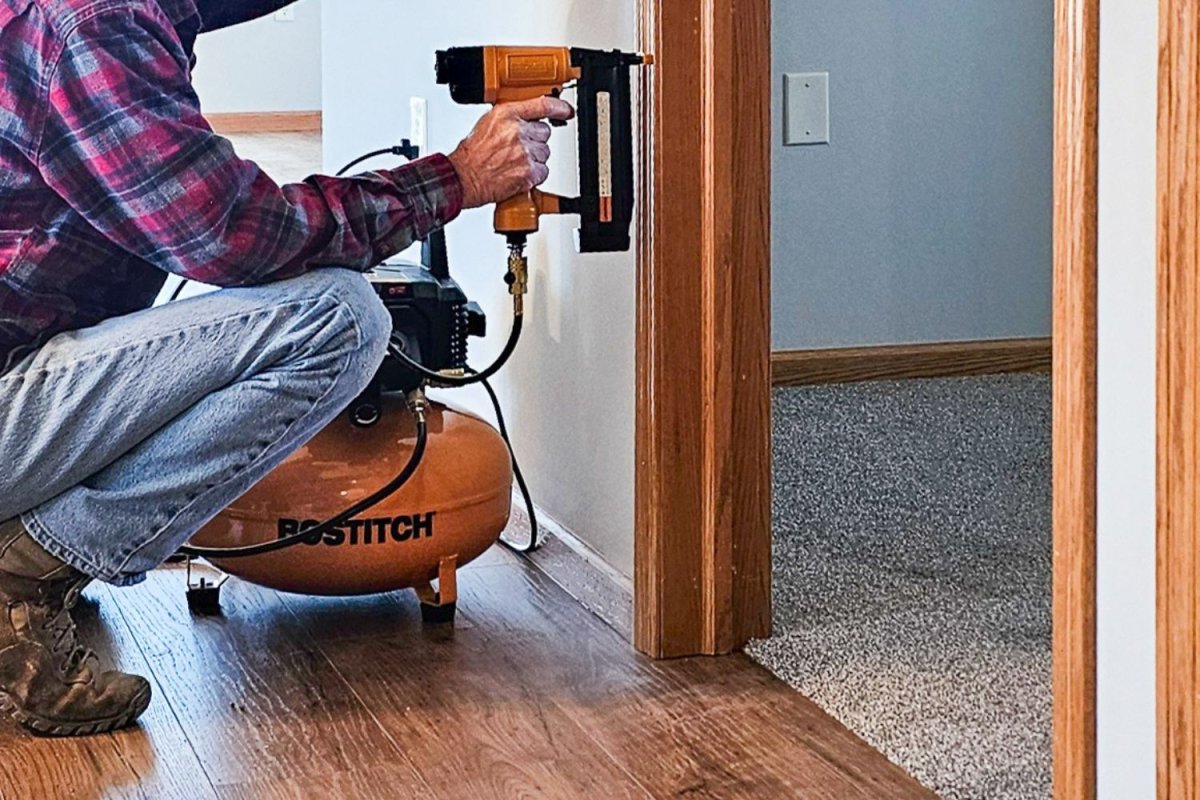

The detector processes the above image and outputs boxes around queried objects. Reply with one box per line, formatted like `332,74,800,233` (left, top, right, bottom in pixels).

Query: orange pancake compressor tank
189,396,513,604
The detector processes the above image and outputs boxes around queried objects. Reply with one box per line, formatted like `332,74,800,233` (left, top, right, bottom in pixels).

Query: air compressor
180,47,651,622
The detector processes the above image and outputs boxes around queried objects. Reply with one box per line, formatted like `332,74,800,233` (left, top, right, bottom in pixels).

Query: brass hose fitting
506,243,529,301
405,386,429,423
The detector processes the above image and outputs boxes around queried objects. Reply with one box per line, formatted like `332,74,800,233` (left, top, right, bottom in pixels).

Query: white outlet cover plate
784,72,830,146
410,98,428,155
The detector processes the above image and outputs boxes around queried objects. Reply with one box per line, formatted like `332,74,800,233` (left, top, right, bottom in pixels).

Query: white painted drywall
1096,0,1157,795
192,0,323,114
322,2,638,577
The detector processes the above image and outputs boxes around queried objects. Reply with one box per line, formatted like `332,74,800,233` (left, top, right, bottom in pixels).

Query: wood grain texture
1158,1,1200,796
1052,0,1100,797
283,568,660,800
635,0,772,659
215,766,430,800
0,560,931,799
0,586,217,800
635,0,706,659
287,562,933,800
207,112,322,135
109,570,435,793
725,0,774,658
772,338,1052,387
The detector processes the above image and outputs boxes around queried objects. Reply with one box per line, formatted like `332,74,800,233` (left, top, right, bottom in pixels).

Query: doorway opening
635,1,1097,798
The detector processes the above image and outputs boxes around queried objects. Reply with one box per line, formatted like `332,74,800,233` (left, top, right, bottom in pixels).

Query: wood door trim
1052,0,1099,796
1158,0,1200,795
771,338,1052,387
634,0,772,657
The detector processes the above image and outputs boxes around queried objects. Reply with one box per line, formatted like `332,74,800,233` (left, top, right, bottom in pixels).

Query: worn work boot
0,519,151,736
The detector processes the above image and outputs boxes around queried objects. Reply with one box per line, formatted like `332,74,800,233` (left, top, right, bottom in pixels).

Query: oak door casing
1158,0,1200,796
1052,0,1100,797
634,0,772,658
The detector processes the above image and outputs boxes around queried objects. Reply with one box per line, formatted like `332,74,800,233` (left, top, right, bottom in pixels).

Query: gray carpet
746,374,1051,800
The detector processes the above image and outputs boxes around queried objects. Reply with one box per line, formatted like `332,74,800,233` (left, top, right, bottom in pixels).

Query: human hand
447,96,575,209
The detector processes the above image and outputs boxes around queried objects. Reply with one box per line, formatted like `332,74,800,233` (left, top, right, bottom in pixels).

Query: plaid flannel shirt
0,0,464,373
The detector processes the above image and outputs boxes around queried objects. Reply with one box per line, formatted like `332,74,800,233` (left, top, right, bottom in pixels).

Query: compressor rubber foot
186,571,224,616
420,601,457,625
415,555,458,626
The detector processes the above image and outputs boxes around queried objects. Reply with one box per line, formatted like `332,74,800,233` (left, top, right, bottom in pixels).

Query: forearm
165,152,463,287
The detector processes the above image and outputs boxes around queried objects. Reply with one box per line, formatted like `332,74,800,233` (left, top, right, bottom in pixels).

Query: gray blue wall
772,1,1054,350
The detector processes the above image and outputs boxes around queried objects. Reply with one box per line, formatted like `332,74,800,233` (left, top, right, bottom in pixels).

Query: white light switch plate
784,72,830,146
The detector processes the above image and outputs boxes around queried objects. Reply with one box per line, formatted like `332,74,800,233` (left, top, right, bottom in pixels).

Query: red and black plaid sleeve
36,3,463,288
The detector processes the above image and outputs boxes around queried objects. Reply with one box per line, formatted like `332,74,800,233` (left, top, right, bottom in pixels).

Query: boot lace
37,579,99,679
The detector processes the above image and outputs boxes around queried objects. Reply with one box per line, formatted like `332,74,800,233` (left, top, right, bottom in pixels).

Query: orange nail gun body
436,46,650,252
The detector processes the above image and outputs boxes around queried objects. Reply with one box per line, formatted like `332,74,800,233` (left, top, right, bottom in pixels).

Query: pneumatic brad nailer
436,46,652,300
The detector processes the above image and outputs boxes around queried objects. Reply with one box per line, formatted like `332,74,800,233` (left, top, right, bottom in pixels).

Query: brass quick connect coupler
406,386,429,423
506,243,529,303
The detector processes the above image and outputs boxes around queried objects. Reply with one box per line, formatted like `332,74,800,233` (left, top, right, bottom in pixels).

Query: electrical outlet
410,97,428,156
274,7,295,22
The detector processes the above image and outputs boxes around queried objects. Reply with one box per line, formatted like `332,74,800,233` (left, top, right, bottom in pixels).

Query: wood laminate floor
0,132,933,799
0,550,934,800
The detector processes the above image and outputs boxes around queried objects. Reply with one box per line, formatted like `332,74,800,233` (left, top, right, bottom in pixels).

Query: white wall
1096,0,1157,795
322,2,638,577
192,0,323,114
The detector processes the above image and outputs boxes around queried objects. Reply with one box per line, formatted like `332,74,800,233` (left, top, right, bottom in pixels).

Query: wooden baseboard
771,337,1052,386
207,111,322,135
507,501,634,642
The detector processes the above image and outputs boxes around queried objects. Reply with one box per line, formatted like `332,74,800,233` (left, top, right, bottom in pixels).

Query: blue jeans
0,269,390,585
